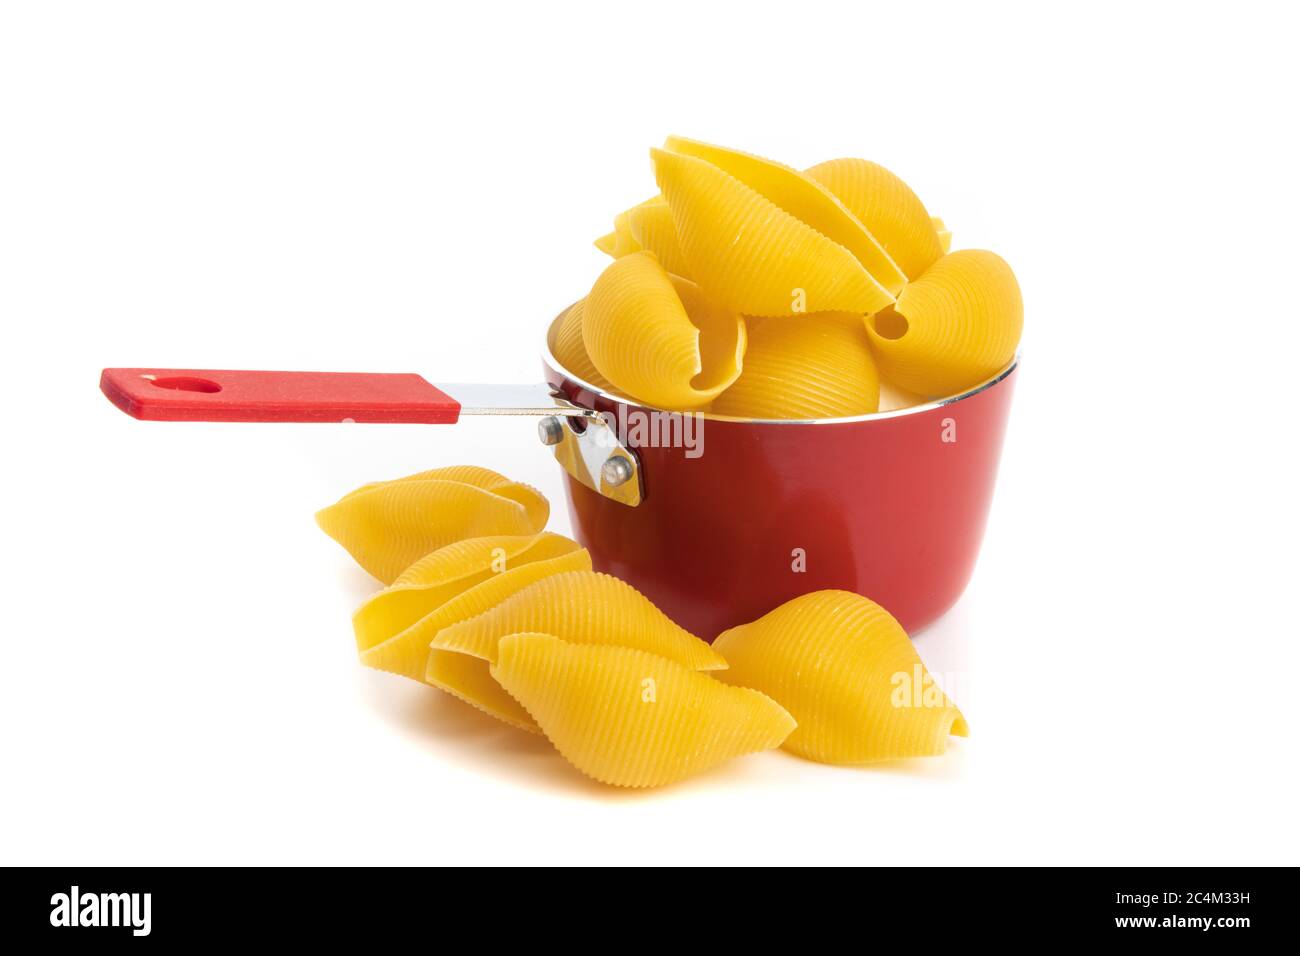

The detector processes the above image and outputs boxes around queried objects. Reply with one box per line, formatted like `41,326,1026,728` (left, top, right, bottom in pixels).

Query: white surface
2,1,1297,866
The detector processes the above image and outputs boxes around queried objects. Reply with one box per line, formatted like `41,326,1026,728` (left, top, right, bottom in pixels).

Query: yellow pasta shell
340,463,506,500
623,197,692,278
353,532,581,655
431,570,727,672
597,197,693,280
366,544,591,683
426,648,539,733
805,158,944,281
316,472,548,584
593,209,641,258
582,250,745,410
551,299,616,391
665,137,905,294
710,313,879,419
866,249,1022,398
340,465,548,534
491,633,796,788
652,148,895,318
713,590,967,765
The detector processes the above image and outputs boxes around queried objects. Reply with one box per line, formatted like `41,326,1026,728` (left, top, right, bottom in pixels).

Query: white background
2,1,1297,866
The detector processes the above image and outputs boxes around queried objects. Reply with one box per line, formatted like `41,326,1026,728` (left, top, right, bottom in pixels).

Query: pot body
543,361,1017,641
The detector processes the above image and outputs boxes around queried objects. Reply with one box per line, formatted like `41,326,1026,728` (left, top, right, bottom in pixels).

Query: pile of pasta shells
319,466,965,788
553,136,1023,416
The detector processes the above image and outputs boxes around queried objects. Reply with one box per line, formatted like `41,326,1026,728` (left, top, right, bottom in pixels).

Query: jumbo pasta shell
593,209,642,258
353,533,582,655
582,250,745,410
665,137,905,294
316,474,548,584
652,148,895,317
340,463,510,500
431,570,727,672
364,543,591,682
339,465,549,533
713,590,967,765
491,633,796,788
426,648,539,733
596,197,693,280
866,249,1022,398
623,197,692,278
710,313,879,419
551,299,616,391
805,158,945,281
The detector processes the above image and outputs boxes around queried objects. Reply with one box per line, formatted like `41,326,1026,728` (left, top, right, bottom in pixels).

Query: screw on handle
99,368,462,424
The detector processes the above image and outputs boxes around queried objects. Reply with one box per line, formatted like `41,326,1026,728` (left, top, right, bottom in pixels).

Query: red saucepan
100,310,1017,639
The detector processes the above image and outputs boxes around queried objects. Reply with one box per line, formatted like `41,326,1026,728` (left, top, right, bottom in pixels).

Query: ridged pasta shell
710,313,879,419
426,648,539,733
340,465,548,534
652,147,895,317
341,463,507,500
353,532,581,655
866,249,1022,398
390,546,595,702
431,570,727,671
371,538,595,697
551,299,616,391
713,590,967,765
316,470,548,584
582,250,745,410
665,137,905,294
491,633,796,788
931,216,952,254
805,158,944,281
593,209,642,258
623,197,692,278
596,197,693,279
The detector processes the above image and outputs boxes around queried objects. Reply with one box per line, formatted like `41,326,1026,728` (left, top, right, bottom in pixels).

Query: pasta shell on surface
665,136,905,295
866,249,1022,398
713,590,967,765
551,299,617,391
582,250,745,410
316,474,548,585
365,544,591,682
491,633,796,788
931,216,952,254
430,569,727,672
353,532,582,655
710,312,879,420
340,463,510,501
361,541,590,686
651,147,895,318
339,464,548,534
805,158,945,281
426,647,539,733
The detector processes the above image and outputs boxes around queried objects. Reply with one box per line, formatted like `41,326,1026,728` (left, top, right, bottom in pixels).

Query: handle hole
149,376,223,394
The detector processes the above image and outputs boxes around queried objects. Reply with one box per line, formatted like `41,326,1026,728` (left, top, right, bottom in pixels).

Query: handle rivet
601,455,633,487
537,416,564,446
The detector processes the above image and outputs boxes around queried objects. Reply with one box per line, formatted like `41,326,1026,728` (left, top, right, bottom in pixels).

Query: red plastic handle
100,368,461,424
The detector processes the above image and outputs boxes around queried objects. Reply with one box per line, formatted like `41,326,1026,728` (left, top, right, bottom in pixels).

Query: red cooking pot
99,310,1017,639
